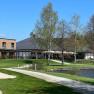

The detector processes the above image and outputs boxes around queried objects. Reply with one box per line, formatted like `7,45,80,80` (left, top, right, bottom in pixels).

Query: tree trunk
74,30,77,63
61,50,64,65
74,53,76,63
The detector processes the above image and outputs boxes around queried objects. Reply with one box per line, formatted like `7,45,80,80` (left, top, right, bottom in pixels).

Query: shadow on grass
23,60,33,64
22,59,48,64
18,85,80,94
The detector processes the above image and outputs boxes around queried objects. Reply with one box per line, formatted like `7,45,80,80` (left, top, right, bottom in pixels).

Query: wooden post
35,52,38,59
35,64,37,71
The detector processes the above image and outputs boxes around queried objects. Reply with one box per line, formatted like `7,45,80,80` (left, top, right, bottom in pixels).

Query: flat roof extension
0,38,16,41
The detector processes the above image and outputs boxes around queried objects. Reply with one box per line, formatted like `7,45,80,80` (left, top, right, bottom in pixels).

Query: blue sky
0,0,94,41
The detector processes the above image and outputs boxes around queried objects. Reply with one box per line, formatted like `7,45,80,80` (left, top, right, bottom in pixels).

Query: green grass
0,69,80,94
0,59,26,68
0,59,58,68
1,59,94,69
28,59,94,71
31,59,60,65
0,59,61,71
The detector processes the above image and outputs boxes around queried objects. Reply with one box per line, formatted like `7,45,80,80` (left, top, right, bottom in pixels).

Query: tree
66,31,86,52
85,15,94,51
69,15,81,63
30,32,38,59
31,2,58,61
54,20,68,64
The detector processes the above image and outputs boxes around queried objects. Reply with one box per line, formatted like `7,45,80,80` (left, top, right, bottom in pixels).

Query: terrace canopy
42,51,75,54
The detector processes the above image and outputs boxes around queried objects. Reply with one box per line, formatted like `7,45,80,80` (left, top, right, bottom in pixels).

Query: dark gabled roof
17,37,94,53
16,38,44,50
16,37,61,51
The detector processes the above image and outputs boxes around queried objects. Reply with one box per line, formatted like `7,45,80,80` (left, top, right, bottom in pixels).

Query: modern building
16,38,46,59
0,37,88,61
0,38,16,58
17,37,94,60
16,37,74,60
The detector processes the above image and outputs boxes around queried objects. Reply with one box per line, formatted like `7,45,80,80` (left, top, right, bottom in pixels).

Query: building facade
0,37,78,60
16,38,75,60
0,38,16,58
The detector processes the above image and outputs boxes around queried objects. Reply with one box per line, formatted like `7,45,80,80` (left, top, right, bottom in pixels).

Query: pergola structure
0,49,16,59
0,49,45,59
15,49,45,59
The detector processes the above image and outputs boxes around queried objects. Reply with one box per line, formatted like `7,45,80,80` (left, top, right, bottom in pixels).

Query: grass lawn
30,59,94,70
0,59,57,68
1,59,94,69
0,59,94,93
0,69,80,94
0,59,26,68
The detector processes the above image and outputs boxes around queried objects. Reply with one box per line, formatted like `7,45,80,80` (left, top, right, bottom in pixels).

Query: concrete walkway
0,72,16,79
0,91,2,94
4,68,94,94
0,72,16,94
51,59,70,65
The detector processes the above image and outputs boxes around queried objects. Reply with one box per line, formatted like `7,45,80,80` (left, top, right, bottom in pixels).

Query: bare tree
69,15,80,63
31,2,58,63
85,15,94,51
55,20,68,64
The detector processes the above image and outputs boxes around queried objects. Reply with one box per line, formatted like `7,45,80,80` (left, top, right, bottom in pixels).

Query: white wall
85,53,94,60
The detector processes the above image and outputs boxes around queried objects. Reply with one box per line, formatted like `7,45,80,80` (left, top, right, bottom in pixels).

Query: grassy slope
0,69,80,94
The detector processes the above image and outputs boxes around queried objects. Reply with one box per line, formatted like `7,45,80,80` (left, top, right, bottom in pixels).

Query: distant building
16,38,46,59
85,53,94,60
77,48,94,60
0,38,16,58
0,37,77,60
16,38,74,60
17,37,94,60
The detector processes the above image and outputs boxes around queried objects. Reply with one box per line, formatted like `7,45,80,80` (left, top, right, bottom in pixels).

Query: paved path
51,59,70,65
0,91,2,94
4,68,94,94
0,72,16,79
0,72,16,94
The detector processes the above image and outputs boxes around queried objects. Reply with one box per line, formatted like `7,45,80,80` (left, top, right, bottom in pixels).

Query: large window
11,43,14,48
2,42,6,48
